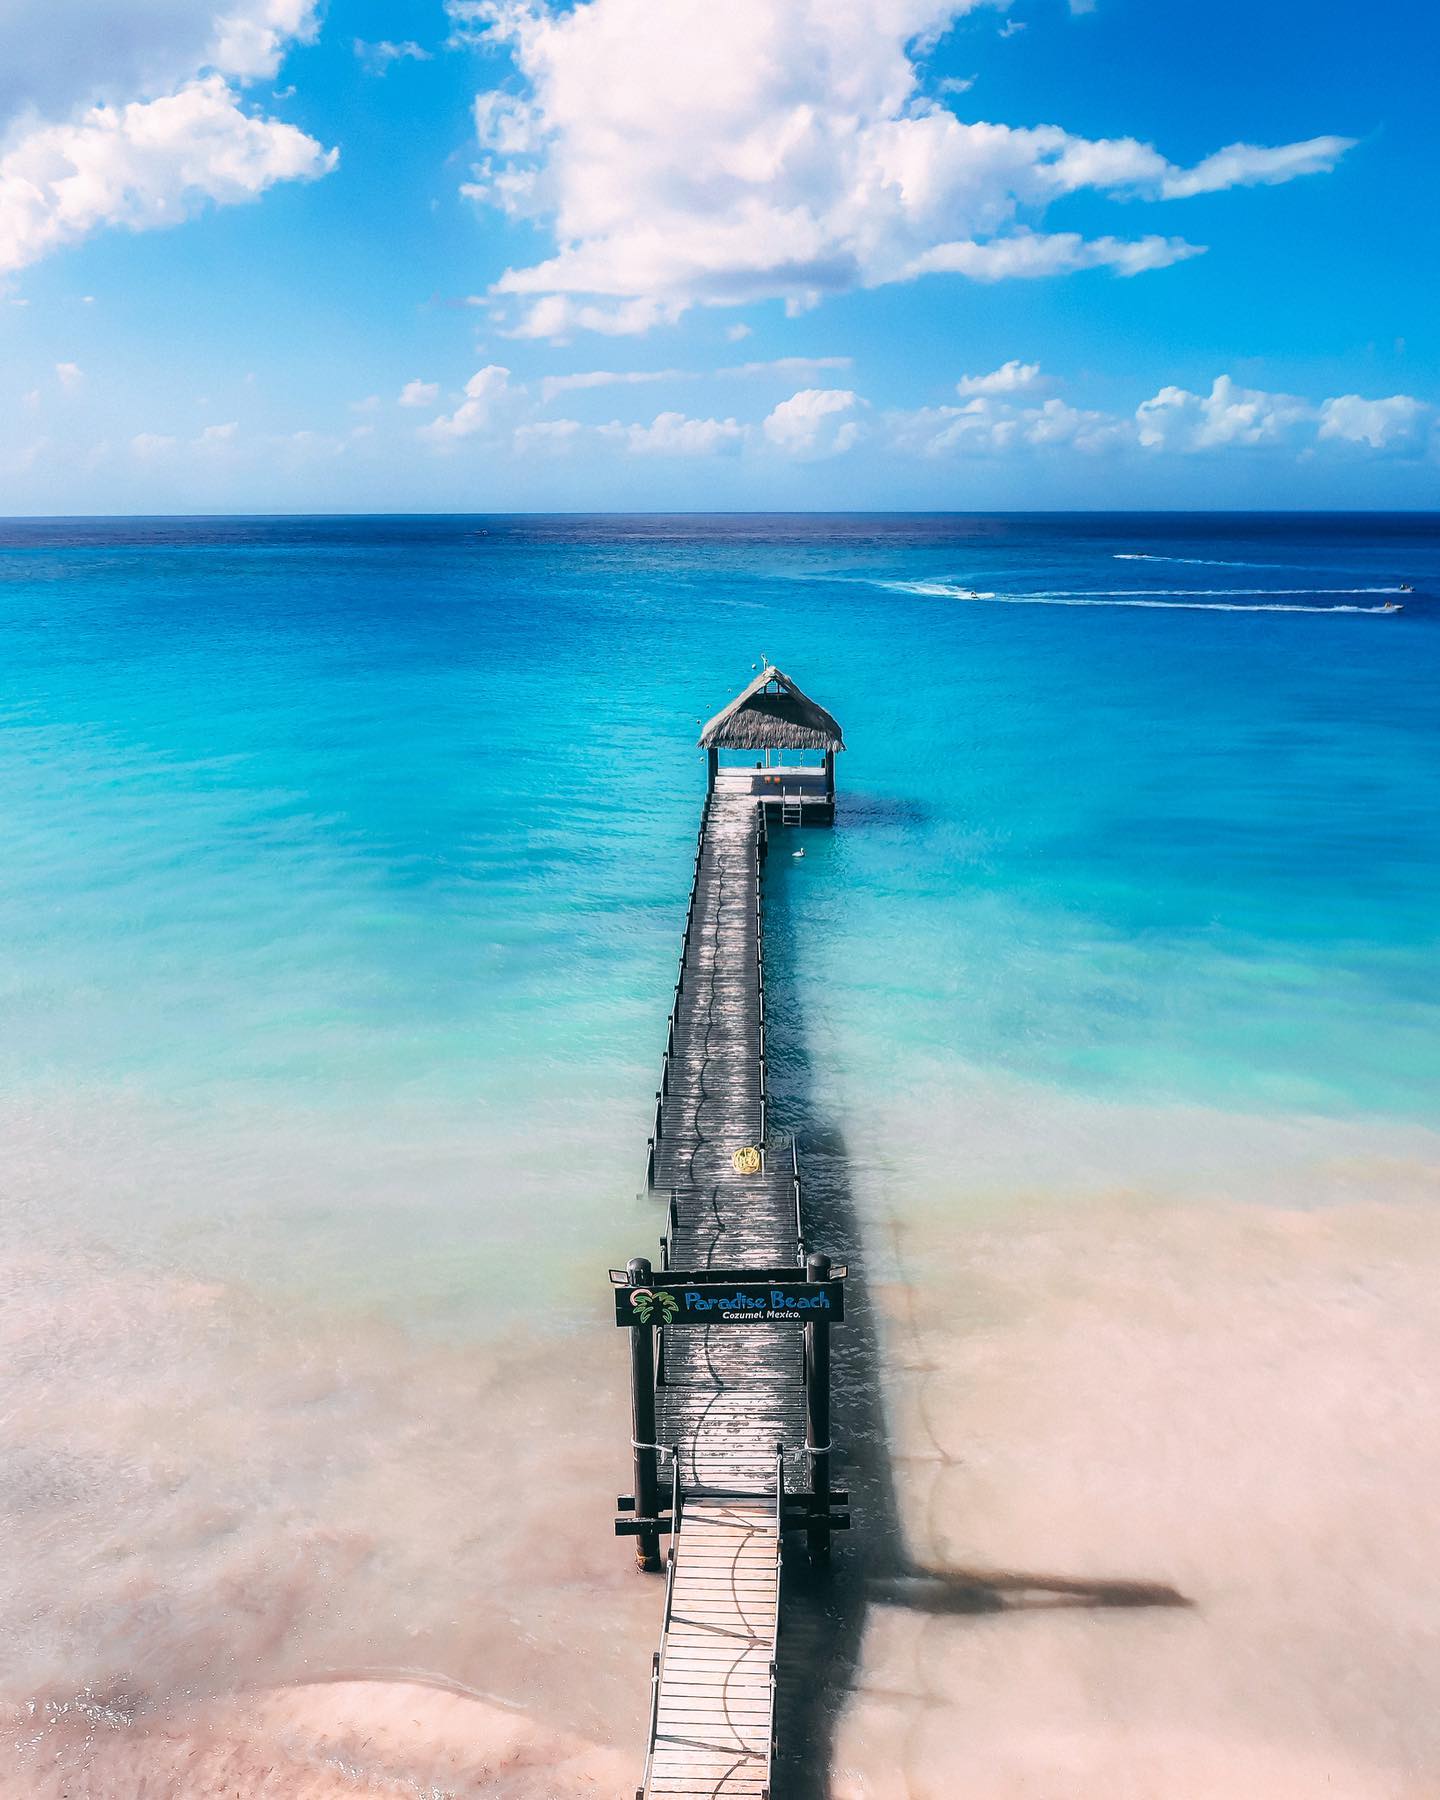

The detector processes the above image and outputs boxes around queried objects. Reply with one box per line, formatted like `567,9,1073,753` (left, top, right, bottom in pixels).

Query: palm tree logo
629,1289,680,1324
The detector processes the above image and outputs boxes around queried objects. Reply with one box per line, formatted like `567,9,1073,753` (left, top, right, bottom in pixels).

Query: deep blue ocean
2,512,1438,1772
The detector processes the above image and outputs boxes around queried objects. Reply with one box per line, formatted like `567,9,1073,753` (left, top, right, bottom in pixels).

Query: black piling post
804,1249,832,1560
628,1255,662,1572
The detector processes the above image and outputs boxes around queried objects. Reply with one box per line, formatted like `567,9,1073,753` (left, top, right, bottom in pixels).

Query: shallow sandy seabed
6,1124,1440,1796
0,1681,630,1798
830,1180,1440,1798
0,1247,656,1794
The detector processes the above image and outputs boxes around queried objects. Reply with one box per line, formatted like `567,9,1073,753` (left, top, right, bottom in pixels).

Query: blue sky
1,0,1435,512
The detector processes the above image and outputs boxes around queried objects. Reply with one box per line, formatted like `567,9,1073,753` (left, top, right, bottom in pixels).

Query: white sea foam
892,582,999,598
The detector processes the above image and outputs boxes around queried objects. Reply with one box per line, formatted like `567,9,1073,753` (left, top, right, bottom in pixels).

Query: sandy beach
6,1120,1440,1796
0,1243,652,1794
828,1148,1440,1797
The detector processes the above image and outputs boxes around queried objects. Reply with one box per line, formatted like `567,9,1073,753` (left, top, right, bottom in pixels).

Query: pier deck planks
638,794,806,1798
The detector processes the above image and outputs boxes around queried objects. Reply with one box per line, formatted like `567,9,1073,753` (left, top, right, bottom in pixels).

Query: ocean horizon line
2,506,1439,524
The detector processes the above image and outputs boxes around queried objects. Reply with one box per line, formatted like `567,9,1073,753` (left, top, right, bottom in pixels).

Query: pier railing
791,1138,805,1265
646,797,714,1192
635,1448,683,1800
646,788,814,1282
756,845,767,1161
646,789,775,1193
765,1442,786,1796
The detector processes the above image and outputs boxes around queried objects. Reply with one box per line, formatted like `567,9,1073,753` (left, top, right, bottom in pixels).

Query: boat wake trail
1114,553,1271,568
881,579,1404,614
1112,553,1403,580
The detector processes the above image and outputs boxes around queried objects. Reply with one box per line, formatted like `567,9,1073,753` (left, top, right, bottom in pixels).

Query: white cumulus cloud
209,0,321,80
502,295,686,339
0,78,335,278
891,390,1119,455
955,359,1043,395
419,365,519,443
887,369,1431,462
1134,374,1313,451
0,2,332,279
763,387,862,456
1021,395,1124,450
399,379,441,407
599,410,745,455
455,0,1348,336
1317,393,1428,453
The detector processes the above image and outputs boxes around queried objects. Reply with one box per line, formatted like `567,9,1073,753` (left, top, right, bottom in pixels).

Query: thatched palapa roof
698,666,845,753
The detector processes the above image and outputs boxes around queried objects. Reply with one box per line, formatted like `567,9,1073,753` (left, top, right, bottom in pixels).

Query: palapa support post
628,1256,663,1572
804,1249,833,1560
706,746,719,793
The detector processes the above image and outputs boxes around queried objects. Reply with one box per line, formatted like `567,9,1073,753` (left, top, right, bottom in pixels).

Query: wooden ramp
640,1495,781,1799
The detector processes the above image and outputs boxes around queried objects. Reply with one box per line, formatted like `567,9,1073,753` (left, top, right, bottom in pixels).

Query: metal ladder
781,790,801,827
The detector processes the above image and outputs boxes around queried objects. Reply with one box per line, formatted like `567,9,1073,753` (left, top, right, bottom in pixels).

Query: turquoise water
2,514,1438,1773
1,514,1436,1318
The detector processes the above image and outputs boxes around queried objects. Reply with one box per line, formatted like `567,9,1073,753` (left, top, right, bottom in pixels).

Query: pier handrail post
628,1255,663,1572
804,1249,833,1561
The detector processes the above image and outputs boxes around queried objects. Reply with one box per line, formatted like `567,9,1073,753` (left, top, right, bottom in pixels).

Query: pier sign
616,1279,845,1327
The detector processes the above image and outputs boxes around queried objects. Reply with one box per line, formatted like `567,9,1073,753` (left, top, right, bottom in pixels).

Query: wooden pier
612,669,848,1800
